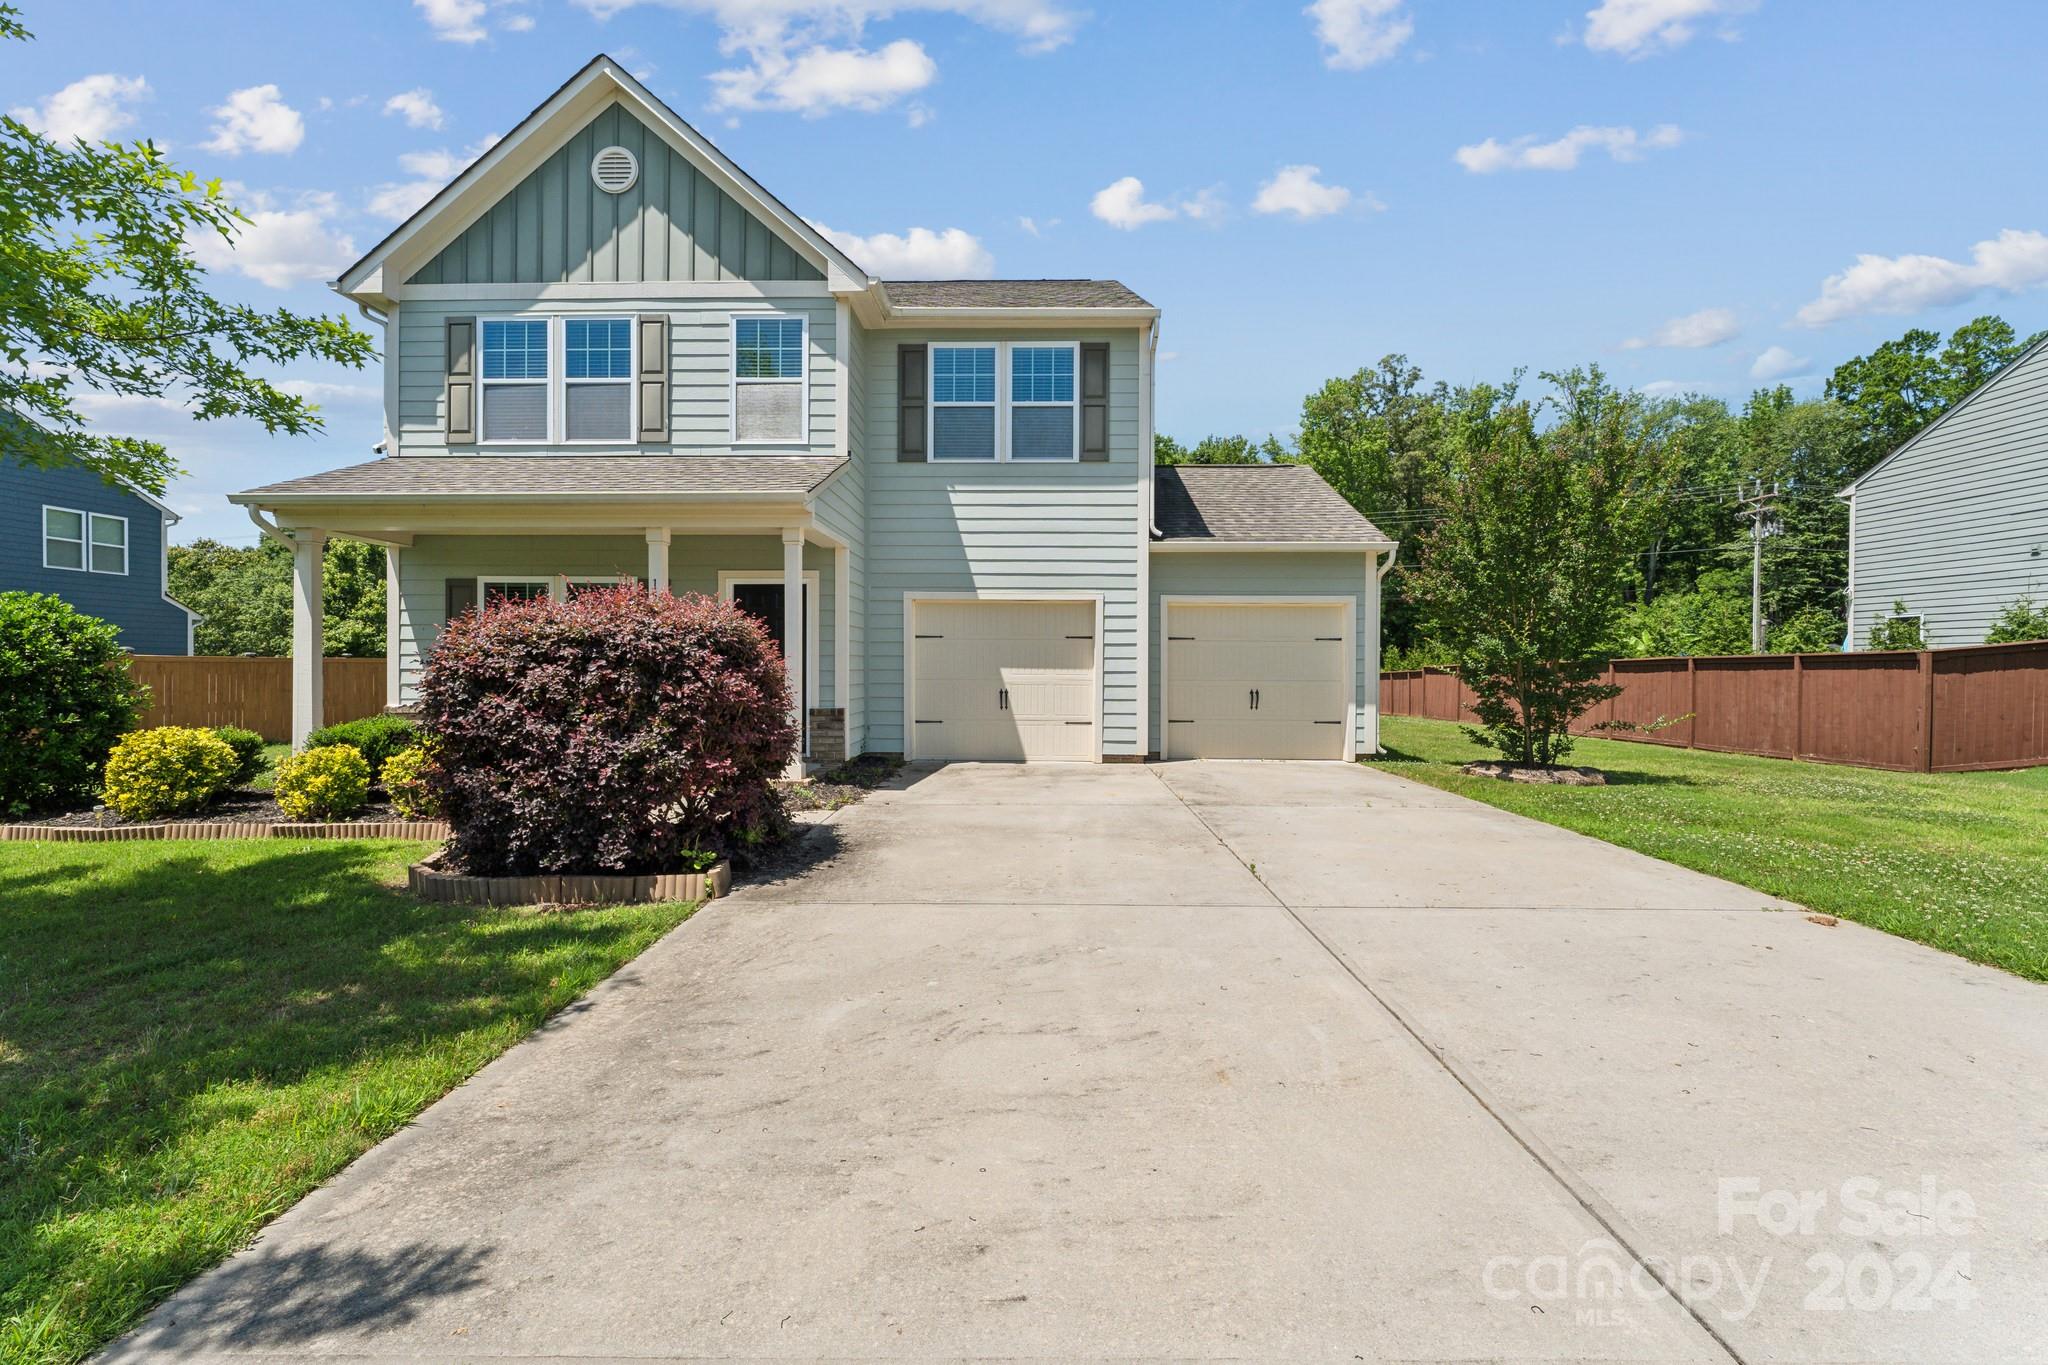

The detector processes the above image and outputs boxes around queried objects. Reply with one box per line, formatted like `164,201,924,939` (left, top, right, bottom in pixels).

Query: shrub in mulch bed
1460,761,1608,786
0,591,146,817
419,586,797,877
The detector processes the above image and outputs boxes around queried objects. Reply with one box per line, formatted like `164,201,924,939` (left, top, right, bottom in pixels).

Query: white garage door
1164,601,1352,760
910,599,1098,761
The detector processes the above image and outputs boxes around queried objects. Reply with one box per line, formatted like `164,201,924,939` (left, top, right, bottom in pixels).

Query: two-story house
2,454,196,654
233,56,1395,762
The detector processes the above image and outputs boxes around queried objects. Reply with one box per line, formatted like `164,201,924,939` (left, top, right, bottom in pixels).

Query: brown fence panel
1381,640,2048,772
127,656,388,741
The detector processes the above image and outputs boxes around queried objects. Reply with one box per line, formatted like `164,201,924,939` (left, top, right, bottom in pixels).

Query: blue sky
6,0,2047,543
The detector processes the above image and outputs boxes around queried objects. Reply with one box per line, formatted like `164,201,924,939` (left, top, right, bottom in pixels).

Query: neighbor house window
930,343,997,461
563,317,633,442
1009,343,1078,461
480,318,550,443
42,507,126,574
732,315,806,443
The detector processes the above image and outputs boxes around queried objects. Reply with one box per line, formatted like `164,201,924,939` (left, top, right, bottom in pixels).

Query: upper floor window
43,506,126,574
732,315,806,444
564,318,633,442
480,318,550,443
1010,344,1078,461
931,344,997,461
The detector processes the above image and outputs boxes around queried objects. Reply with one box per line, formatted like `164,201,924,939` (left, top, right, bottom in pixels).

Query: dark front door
732,582,808,725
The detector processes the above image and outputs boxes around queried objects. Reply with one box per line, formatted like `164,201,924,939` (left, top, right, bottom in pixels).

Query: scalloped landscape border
0,820,452,843
407,857,730,907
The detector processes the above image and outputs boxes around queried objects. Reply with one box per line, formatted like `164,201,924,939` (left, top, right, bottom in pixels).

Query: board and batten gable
1848,338,2048,648
860,326,1147,756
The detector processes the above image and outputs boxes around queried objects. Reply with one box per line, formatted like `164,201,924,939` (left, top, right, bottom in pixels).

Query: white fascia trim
1150,540,1399,554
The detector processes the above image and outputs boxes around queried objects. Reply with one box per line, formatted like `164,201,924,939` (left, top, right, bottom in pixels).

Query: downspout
357,302,392,454
246,504,294,548
1376,541,1400,578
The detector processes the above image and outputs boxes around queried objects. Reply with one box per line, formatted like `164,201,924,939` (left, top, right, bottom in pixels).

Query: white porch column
782,526,806,746
384,546,401,708
645,527,671,593
290,529,327,749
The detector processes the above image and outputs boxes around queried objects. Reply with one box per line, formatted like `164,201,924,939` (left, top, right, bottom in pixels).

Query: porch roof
232,455,847,505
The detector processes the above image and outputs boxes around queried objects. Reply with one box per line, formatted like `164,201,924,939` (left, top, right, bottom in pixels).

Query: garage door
910,600,1098,761
1164,601,1351,760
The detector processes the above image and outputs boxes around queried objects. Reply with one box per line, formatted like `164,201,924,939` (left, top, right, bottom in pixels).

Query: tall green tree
1825,315,2044,475
0,6,373,491
167,538,385,656
1153,432,1285,464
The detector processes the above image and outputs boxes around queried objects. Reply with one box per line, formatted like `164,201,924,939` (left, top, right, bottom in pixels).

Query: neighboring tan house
1,455,196,654
1841,335,2048,649
232,55,1395,760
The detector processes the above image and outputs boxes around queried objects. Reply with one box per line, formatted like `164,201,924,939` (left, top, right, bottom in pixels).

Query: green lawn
0,839,695,1364
1367,716,2048,982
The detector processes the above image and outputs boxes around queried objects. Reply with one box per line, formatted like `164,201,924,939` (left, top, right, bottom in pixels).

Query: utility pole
1737,481,1782,653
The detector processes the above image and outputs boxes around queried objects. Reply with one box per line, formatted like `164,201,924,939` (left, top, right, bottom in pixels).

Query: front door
731,581,808,727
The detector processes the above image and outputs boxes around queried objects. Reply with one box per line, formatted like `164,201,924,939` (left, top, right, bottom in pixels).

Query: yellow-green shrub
102,726,239,820
273,744,371,821
380,744,440,819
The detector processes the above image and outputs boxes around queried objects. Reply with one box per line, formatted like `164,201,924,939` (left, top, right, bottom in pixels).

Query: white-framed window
478,575,628,604
563,317,634,443
731,314,807,444
479,317,551,444
1008,342,1079,461
43,507,127,574
930,343,998,461
562,575,623,599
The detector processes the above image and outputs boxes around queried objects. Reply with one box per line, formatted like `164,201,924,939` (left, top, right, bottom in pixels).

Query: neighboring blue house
1,456,196,654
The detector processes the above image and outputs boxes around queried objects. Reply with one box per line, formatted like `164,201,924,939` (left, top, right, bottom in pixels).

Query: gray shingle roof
881,279,1153,310
233,455,845,502
1154,464,1391,545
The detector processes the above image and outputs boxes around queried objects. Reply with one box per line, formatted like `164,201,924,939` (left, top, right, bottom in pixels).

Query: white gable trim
335,55,873,303
1838,332,2048,499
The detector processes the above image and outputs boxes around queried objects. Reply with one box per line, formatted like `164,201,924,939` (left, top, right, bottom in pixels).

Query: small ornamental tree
0,591,145,815
1406,377,1672,766
418,587,797,875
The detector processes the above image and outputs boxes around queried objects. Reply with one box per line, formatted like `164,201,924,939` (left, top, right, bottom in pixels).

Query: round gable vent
591,145,639,194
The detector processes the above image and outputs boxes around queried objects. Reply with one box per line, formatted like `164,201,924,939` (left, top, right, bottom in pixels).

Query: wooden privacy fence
127,656,388,742
1382,640,2048,773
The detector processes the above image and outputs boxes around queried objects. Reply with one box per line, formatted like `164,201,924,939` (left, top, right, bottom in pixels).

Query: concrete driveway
107,762,2048,1363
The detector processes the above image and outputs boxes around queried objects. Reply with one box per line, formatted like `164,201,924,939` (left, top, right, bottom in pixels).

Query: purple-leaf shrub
417,586,797,875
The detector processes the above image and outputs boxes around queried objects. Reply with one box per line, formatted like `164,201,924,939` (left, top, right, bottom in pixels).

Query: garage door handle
1248,689,1260,710
1315,636,1342,642
998,688,1008,711
1065,721,1091,726
1315,719,1342,725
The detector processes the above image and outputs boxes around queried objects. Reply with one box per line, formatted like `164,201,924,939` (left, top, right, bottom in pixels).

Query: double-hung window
732,315,806,443
1008,343,1078,460
563,318,634,442
930,344,998,461
480,319,550,443
43,506,126,574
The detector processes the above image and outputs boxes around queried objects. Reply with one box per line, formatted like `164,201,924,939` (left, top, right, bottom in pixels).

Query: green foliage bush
304,714,417,779
1985,597,2048,645
1868,602,1927,651
210,726,267,786
0,591,147,816
1768,607,1844,654
1615,569,1753,658
101,727,239,820
272,745,371,821
379,745,440,819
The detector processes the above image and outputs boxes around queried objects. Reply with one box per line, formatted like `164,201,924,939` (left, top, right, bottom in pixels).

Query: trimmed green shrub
1868,602,1927,651
0,591,147,816
211,726,268,786
380,744,440,819
418,586,797,875
272,745,371,821
305,714,417,779
101,727,239,820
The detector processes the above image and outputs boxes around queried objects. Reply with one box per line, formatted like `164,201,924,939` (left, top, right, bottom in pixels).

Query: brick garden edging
0,819,451,843
407,856,730,907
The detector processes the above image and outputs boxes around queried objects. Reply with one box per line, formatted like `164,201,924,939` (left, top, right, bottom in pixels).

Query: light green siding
1149,551,1383,756
809,308,866,750
860,328,1147,756
395,534,839,707
406,102,823,286
394,297,838,457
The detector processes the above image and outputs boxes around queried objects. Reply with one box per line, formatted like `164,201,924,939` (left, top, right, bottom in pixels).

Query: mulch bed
1460,761,1609,786
779,753,906,813
3,787,411,831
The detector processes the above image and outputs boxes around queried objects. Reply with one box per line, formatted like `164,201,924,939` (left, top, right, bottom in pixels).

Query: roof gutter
1377,541,1400,579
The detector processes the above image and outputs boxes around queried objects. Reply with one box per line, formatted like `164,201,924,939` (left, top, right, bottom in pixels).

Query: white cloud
1252,164,1354,220
1088,176,1225,231
383,88,445,130
416,0,488,42
712,38,936,115
367,182,440,222
1455,123,1682,173
1641,378,1715,398
371,137,500,221
1018,215,1059,237
9,73,149,144
204,85,305,156
1583,0,1757,57
814,223,994,278
277,379,380,405
188,190,356,289
1750,346,1812,381
1622,306,1739,349
1306,0,1413,70
1794,229,2048,327
397,136,499,180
